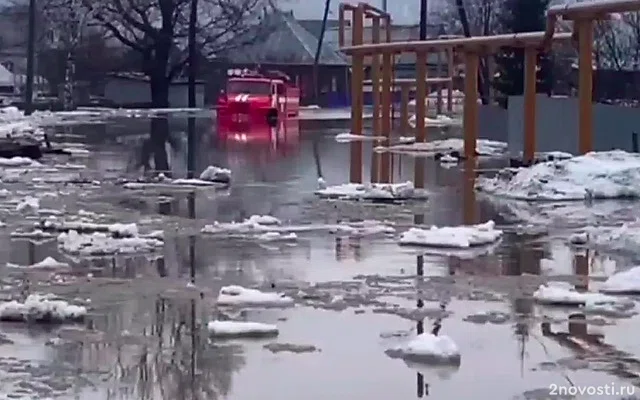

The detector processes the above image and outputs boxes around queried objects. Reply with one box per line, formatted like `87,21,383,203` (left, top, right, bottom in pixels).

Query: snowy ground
0,115,638,400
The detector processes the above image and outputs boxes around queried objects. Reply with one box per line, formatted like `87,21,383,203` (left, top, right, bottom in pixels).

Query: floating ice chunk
335,133,386,142
569,232,589,245
201,215,281,234
329,220,396,237
399,221,502,248
408,114,459,128
207,320,278,338
388,333,461,365
16,196,40,212
247,215,280,225
476,150,640,201
0,293,86,323
316,181,421,200
57,230,163,255
10,229,55,239
64,148,90,156
257,232,297,242
0,157,40,167
217,285,294,307
533,282,623,306
40,219,139,237
199,165,232,183
601,266,640,294
439,154,459,164
381,138,506,157
171,178,221,186
581,221,640,254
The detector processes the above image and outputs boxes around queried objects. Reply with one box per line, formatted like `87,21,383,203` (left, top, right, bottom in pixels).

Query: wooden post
523,47,537,164
577,19,594,154
463,52,479,159
415,50,427,189
370,17,381,183
349,4,364,183
415,51,428,142
380,50,393,183
400,82,410,133
447,47,454,113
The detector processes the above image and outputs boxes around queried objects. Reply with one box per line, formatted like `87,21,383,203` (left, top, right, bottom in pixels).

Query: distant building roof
298,19,343,40
225,11,348,66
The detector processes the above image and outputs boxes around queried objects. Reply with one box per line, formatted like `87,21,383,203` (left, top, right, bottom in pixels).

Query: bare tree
439,0,501,104
42,0,93,109
594,13,640,71
85,0,272,109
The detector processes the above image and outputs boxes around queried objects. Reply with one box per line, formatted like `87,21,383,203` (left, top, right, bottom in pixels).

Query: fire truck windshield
227,81,271,95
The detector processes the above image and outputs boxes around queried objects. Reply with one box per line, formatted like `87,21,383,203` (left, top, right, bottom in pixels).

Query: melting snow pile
476,151,640,200
315,181,424,201
0,293,86,323
379,138,507,157
387,333,461,365
335,133,386,142
199,165,232,184
533,282,633,311
601,266,640,294
201,215,281,234
399,221,502,248
207,320,279,338
57,230,163,255
216,285,294,307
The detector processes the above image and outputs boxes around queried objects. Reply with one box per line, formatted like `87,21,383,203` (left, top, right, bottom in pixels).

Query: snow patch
399,221,502,248
315,181,424,201
201,215,281,234
476,151,640,201
207,320,278,338
256,232,298,242
0,294,86,323
216,285,294,307
57,230,163,255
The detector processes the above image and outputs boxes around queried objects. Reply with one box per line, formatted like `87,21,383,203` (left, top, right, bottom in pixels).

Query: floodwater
0,110,639,400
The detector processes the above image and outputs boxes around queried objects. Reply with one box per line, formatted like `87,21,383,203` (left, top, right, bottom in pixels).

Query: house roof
298,19,344,40
225,11,348,66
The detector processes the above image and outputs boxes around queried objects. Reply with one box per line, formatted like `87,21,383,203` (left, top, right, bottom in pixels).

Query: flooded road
0,112,639,400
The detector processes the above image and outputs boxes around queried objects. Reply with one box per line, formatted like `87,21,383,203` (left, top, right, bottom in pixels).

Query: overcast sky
280,0,446,24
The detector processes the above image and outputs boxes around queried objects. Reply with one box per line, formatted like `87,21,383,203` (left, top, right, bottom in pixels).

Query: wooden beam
349,4,364,183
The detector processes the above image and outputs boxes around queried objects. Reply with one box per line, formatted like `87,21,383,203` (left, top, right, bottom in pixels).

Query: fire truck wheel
266,108,278,127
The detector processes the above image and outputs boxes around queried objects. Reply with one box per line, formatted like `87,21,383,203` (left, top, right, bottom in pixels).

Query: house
216,10,350,106
103,73,206,108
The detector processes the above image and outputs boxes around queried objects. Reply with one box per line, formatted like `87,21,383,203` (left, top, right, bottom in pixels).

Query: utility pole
419,0,428,40
24,0,36,115
187,0,198,179
382,0,387,12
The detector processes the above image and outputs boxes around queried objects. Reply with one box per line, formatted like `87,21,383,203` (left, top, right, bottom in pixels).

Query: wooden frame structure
339,0,640,185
